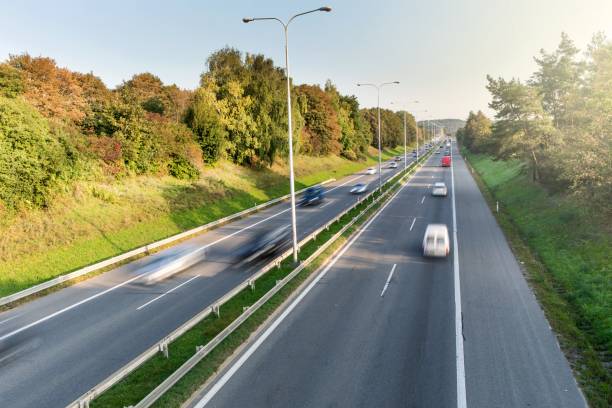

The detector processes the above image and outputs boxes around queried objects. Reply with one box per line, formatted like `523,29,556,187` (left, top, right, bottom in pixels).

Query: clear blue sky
1,0,610,120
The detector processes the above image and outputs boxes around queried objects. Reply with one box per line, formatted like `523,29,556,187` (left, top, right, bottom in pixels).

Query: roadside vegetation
457,32,611,406
0,45,423,297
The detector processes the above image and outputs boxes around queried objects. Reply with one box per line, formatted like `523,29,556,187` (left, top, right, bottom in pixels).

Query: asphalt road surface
190,143,585,408
0,152,418,408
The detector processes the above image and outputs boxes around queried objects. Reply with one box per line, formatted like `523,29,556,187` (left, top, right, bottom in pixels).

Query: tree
460,111,492,153
486,75,555,180
0,64,24,98
186,79,227,164
295,84,341,155
531,32,584,127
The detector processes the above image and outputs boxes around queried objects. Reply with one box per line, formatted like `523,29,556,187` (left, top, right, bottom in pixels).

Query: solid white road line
409,217,417,231
451,143,468,408
193,166,414,408
421,196,426,204
137,275,200,311
380,264,397,297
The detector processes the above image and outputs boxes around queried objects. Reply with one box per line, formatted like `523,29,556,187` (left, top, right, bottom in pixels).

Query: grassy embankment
0,146,404,298
464,151,611,407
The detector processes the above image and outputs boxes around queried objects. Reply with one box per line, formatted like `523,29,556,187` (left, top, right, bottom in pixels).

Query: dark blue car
299,186,325,206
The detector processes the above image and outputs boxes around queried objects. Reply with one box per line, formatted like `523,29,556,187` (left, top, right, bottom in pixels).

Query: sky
1,0,611,121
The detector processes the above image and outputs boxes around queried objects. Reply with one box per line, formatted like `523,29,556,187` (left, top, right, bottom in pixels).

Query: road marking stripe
319,200,332,209
193,165,415,408
451,143,468,408
409,217,417,231
0,314,20,325
380,264,396,297
421,196,426,204
137,275,200,311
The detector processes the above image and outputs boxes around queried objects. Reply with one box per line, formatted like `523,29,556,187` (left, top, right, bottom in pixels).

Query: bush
0,97,76,208
168,154,200,180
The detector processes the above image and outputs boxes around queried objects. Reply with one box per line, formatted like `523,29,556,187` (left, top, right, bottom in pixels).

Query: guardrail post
496,201,499,213
211,304,220,318
159,342,169,359
242,306,250,313
248,279,255,291
196,345,204,353
276,280,281,286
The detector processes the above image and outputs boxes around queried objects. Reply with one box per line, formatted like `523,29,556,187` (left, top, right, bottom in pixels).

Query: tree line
457,32,612,207
0,47,418,210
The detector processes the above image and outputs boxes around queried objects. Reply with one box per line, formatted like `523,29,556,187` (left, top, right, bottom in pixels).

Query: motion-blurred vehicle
395,155,402,161
241,225,291,263
435,150,441,154
422,224,450,257
350,183,367,194
431,182,448,197
299,186,325,206
441,155,451,167
389,162,398,169
365,167,376,175
140,244,203,284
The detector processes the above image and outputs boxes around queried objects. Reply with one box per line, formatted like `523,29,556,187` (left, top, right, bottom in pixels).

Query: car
435,150,441,154
388,161,398,169
365,167,376,175
422,224,450,257
241,225,291,263
350,183,367,194
395,155,402,161
439,145,444,149
299,186,325,206
431,182,448,197
441,155,451,167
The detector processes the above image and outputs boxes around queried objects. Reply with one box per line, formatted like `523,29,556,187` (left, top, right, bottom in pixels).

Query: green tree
486,75,556,180
295,84,341,155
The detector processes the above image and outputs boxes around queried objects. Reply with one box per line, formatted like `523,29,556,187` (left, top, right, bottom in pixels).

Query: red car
441,155,451,167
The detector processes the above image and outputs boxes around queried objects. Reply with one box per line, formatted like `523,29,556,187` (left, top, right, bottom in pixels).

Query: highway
0,152,416,407
190,144,586,408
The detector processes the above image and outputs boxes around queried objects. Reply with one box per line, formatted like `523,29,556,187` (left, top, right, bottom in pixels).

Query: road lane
192,153,457,408
0,153,421,408
452,144,585,407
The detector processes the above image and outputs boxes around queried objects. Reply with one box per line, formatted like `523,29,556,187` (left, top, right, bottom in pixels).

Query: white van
422,224,450,257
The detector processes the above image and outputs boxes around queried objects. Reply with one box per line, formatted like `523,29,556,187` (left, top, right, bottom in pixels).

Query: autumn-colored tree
295,84,341,156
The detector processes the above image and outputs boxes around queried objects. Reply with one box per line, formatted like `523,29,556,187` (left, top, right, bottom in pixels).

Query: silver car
431,182,448,197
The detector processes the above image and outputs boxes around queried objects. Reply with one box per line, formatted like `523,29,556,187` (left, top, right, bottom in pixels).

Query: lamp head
319,6,332,12
242,17,253,23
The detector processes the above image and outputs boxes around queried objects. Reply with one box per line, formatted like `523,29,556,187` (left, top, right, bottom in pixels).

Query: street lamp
357,81,399,190
243,6,332,264
391,100,419,171
412,109,427,161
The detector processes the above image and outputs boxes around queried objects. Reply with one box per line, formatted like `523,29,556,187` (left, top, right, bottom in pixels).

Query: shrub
168,154,200,180
0,97,75,208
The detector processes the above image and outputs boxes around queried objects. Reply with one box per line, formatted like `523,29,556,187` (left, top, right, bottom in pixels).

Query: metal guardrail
0,179,337,307
66,151,433,408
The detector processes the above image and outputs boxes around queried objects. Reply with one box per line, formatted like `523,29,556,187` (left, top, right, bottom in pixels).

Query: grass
0,146,406,299
463,150,611,407
89,153,419,408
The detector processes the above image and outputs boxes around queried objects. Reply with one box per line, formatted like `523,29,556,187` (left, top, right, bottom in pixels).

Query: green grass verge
0,147,406,299
463,150,611,408
89,153,423,408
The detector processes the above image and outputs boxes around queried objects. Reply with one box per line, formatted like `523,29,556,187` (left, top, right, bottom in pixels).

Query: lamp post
390,100,419,170
357,81,399,190
413,109,427,161
243,6,332,264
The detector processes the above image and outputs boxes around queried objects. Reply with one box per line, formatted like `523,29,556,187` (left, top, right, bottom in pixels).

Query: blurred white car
365,167,376,175
431,182,448,197
389,162,398,169
423,224,450,257
350,183,367,194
